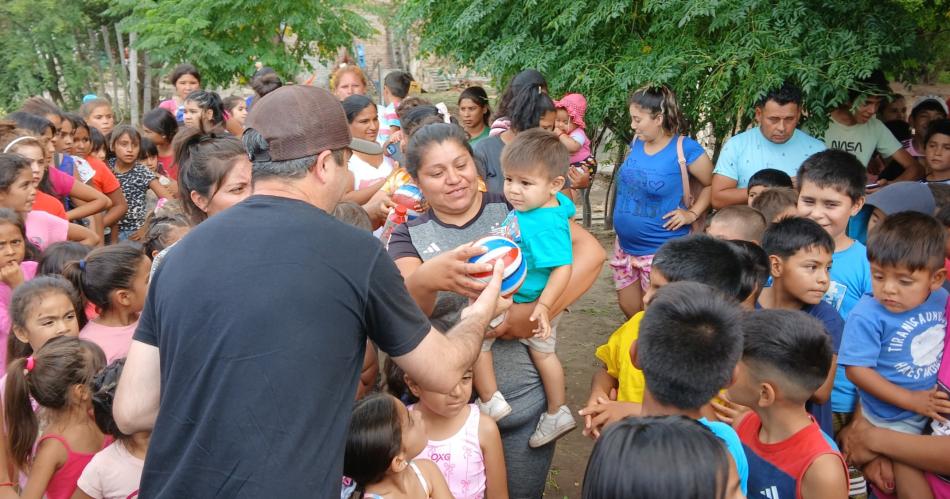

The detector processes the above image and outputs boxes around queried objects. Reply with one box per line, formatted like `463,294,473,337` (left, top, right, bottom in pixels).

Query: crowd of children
0,57,947,499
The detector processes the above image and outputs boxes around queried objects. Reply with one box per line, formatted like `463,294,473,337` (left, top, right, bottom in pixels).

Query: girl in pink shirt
64,244,150,363
77,359,149,499
5,336,107,499
0,208,40,371
390,362,508,499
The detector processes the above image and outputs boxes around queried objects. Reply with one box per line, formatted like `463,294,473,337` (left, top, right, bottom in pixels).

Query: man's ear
310,150,334,183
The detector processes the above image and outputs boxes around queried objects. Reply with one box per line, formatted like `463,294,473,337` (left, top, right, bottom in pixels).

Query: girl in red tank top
4,337,107,499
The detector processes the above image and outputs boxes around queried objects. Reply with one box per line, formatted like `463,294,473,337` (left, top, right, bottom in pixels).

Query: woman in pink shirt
158,64,201,125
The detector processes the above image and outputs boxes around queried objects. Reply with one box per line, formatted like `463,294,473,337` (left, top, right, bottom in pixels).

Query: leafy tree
398,0,937,152
111,0,376,89
0,0,101,112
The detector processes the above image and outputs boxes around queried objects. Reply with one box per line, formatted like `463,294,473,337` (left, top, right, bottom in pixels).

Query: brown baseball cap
244,85,382,161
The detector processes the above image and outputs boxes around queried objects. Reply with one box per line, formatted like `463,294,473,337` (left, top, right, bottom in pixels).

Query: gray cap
865,181,935,215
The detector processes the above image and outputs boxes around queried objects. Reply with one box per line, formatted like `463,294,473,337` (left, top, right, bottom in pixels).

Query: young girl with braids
610,85,714,317
4,336,107,499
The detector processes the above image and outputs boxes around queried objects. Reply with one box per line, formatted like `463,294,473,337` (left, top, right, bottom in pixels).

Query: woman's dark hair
383,71,414,99
0,153,33,193
509,87,556,132
405,123,473,178
342,95,377,123
169,63,201,85
184,90,226,127
139,137,158,161
458,86,491,127
494,69,548,122
5,112,54,137
0,208,39,262
628,85,688,136
89,127,107,155
91,358,129,441
62,243,146,312
173,127,246,223
401,106,445,140
6,337,105,470
109,124,141,152
250,67,283,98
37,241,91,277
6,276,87,366
344,393,405,496
143,108,179,144
133,212,191,259
582,416,732,499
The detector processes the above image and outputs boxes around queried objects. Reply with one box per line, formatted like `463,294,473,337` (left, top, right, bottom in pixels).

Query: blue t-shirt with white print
825,239,873,413
839,289,948,422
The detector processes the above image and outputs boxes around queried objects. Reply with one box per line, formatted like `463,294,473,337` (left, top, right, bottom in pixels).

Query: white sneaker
477,391,512,421
528,405,576,448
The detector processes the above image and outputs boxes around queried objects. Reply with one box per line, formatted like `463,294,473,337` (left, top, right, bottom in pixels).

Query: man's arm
711,174,748,209
393,261,508,393
114,340,161,434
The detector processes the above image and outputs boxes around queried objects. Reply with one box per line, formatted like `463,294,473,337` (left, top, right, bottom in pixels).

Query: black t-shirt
135,195,431,498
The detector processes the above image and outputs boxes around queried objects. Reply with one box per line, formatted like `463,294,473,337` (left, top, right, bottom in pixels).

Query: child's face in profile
870,262,945,313
396,396,427,461
747,185,768,205
539,111,557,132
503,165,563,212
926,133,950,173
13,291,79,353
230,102,248,126
555,109,575,134
725,360,758,408
797,181,863,242
867,207,887,234
642,268,670,307
777,246,832,306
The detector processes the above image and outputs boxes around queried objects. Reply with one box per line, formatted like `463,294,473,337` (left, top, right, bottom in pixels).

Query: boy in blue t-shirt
473,129,576,448
634,281,750,494
757,217,844,437
840,211,950,497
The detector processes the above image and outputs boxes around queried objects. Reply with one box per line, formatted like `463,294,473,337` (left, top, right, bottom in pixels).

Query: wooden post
143,52,152,114
128,32,139,125
101,26,119,107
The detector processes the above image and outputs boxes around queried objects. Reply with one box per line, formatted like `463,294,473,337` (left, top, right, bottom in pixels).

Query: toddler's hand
910,387,950,422
578,395,640,440
529,304,551,339
0,261,24,288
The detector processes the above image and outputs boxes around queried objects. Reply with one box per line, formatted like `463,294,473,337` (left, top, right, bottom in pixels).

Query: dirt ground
542,174,624,498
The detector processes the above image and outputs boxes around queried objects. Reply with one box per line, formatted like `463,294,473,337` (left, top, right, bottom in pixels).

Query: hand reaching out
529,303,551,339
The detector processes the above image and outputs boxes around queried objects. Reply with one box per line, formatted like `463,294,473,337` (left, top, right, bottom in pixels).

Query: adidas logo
759,485,780,498
422,242,441,255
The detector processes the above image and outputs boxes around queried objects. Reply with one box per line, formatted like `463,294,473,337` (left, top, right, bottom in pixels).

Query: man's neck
641,390,703,419
754,402,813,444
252,180,333,212
830,108,858,126
758,284,806,311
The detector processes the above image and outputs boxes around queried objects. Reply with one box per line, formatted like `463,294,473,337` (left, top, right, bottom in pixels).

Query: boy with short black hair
747,167,794,204
730,310,849,499
473,128,576,447
634,281,749,494
706,205,767,244
758,217,843,436
751,187,799,223
840,211,950,496
582,235,744,435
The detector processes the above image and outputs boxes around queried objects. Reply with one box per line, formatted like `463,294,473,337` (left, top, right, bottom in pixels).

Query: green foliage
0,0,102,113
398,0,937,148
111,0,376,88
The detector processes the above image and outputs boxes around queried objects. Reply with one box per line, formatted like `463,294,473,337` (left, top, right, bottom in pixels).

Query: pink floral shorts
609,239,654,291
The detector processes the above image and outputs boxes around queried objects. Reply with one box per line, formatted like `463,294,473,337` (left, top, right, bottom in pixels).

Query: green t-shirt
824,116,901,167
468,126,490,146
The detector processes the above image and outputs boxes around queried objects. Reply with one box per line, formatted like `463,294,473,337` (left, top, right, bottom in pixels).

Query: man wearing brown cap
114,85,509,498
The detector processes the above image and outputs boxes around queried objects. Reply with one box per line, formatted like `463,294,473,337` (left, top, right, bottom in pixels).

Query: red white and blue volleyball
392,184,425,221
467,236,527,296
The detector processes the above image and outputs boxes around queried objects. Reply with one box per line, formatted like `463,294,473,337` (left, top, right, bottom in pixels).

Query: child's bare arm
479,414,509,499
846,366,950,421
418,459,454,499
148,178,173,200
530,264,572,337
21,438,67,499
556,132,582,153
800,454,848,499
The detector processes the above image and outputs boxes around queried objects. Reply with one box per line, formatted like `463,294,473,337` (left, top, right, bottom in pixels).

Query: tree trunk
87,29,107,97
115,25,129,114
101,26,119,106
128,32,139,125
143,52,152,114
